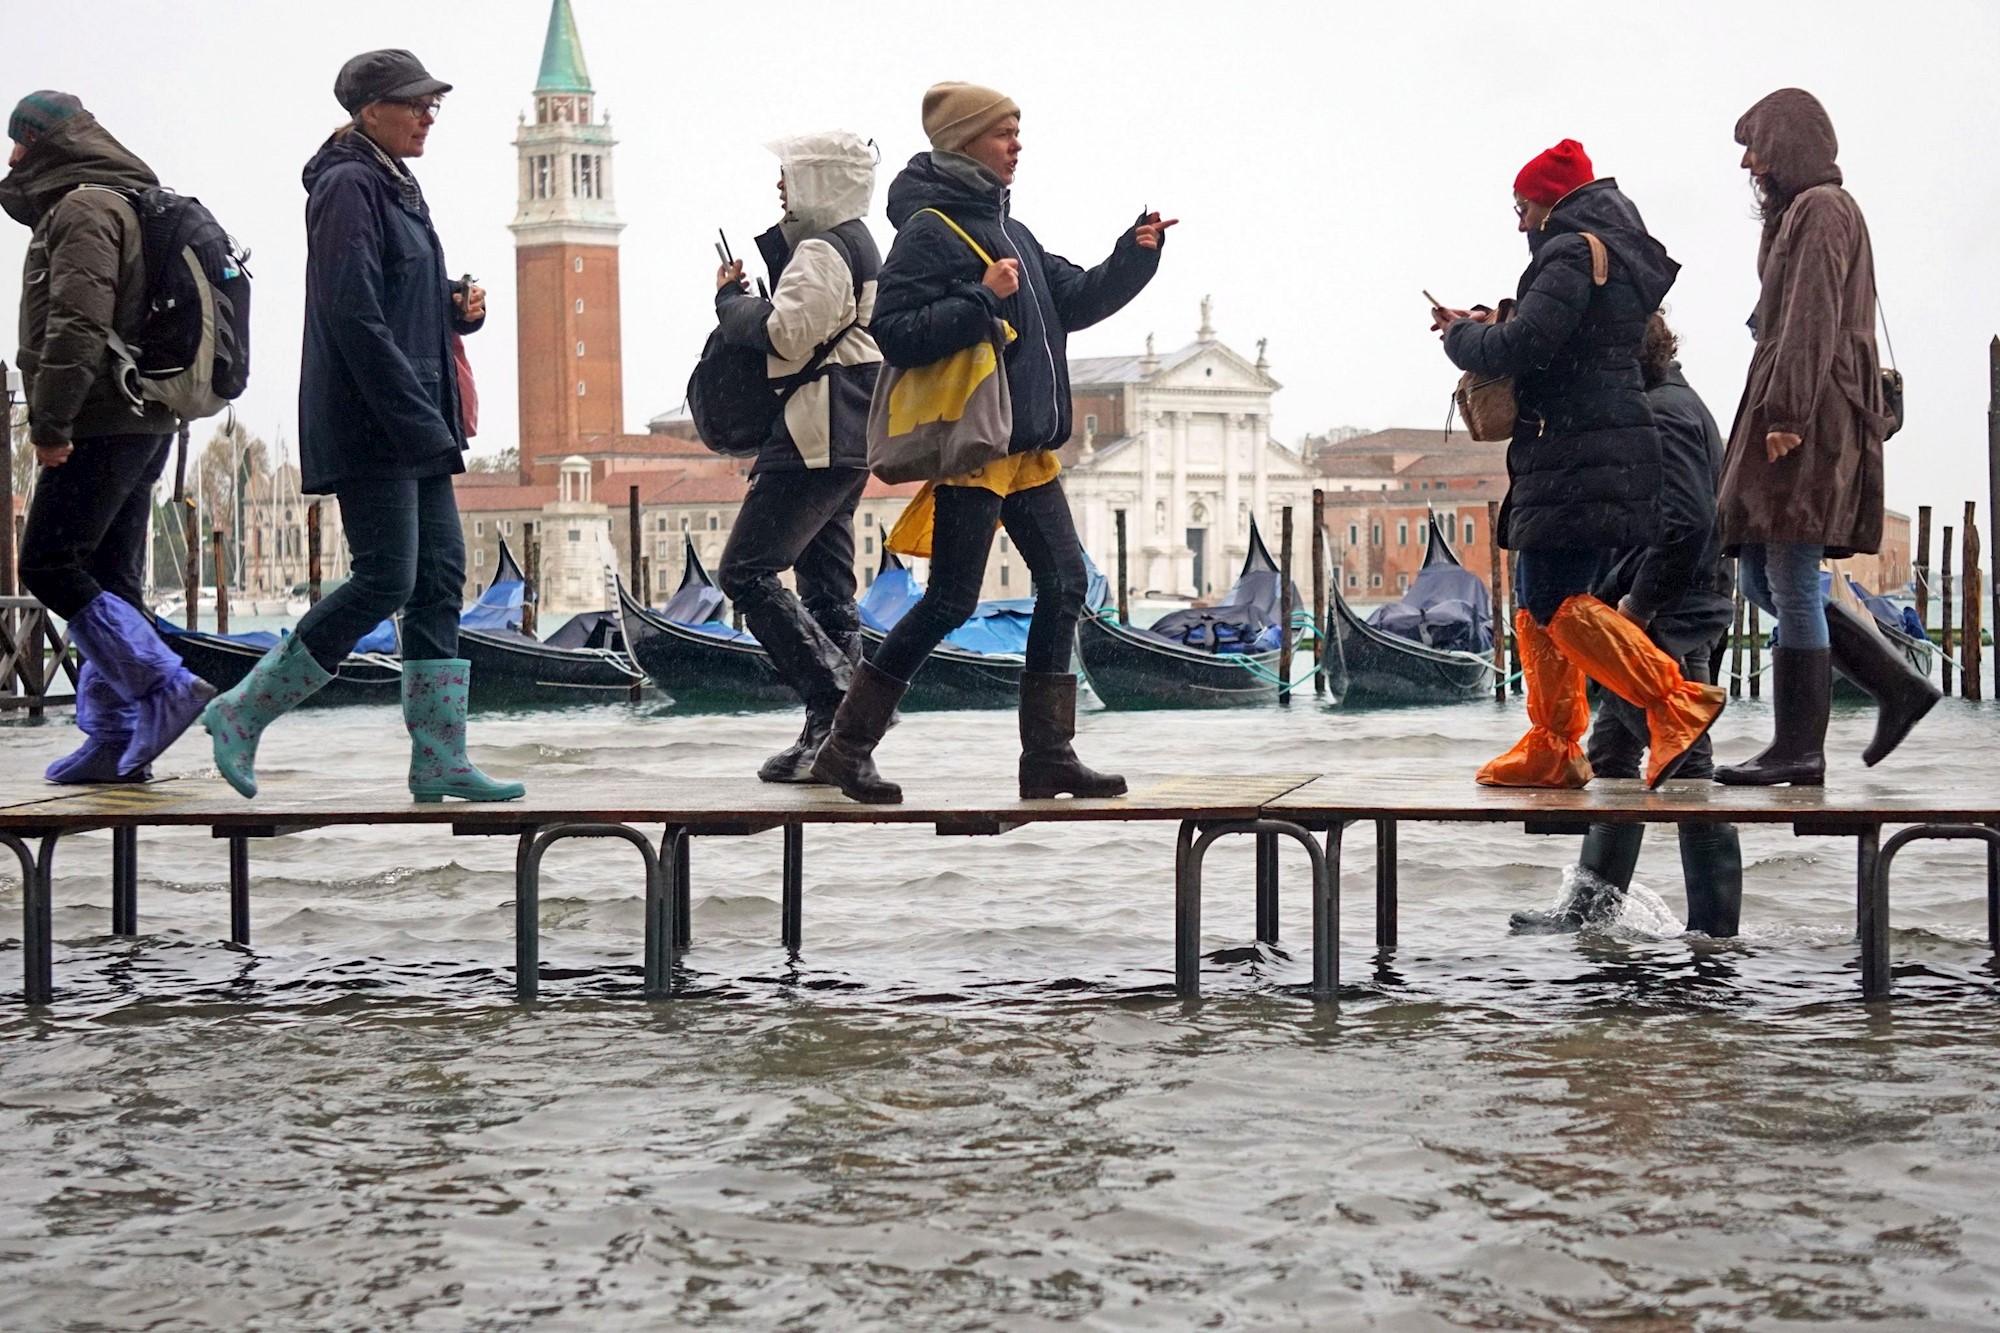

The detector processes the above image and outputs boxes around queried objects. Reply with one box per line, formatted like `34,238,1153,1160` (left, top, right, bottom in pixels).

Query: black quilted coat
1444,179,1680,551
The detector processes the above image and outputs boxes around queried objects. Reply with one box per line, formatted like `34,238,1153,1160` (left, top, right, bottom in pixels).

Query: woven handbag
1452,232,1608,442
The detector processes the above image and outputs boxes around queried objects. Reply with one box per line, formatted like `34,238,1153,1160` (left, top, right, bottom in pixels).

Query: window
502,520,512,534
1462,518,1474,544
473,548,485,566
1348,573,1359,589
1000,564,1010,588
575,298,585,314
576,341,586,357
1084,413,1098,434
1398,521,1409,546
530,155,552,199
999,534,1010,553
567,529,580,542
574,257,584,273
1399,573,1410,589
863,512,874,528
1371,573,1383,588
475,581,485,595
577,380,586,396
708,514,719,531
864,569,874,588
475,520,485,536
1155,500,1167,535
1347,524,1359,546
1371,524,1383,546
679,516,690,531
656,517,667,532
863,536,875,555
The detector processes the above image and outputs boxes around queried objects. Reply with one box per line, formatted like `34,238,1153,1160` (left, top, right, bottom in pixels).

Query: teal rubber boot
402,659,525,804
200,633,333,798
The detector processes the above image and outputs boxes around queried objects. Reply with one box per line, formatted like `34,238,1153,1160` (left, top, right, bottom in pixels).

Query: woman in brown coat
1714,88,1938,786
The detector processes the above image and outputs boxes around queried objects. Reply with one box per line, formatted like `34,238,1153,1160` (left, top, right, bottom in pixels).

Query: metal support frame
782,823,804,955
1864,822,2000,1000
516,823,673,1002
1175,818,1334,999
111,826,138,937
3,830,61,1005
227,834,251,946
1375,819,1399,948
1254,832,1279,944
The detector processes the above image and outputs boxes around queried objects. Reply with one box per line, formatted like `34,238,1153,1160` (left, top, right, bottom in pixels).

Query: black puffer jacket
298,131,478,495
1445,179,1679,551
1595,364,1735,658
873,152,1158,454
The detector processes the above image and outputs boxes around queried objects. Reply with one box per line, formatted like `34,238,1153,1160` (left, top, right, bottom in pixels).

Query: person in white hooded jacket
713,130,883,782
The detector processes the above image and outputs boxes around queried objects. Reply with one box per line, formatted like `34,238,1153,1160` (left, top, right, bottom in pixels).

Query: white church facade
1057,304,1316,602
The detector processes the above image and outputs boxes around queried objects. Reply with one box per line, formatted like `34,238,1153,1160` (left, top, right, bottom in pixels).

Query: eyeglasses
395,97,445,118
1512,200,1530,218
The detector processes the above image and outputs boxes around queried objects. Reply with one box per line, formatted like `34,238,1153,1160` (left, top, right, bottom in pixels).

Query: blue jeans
1737,543,1827,651
1516,548,1608,624
294,473,465,670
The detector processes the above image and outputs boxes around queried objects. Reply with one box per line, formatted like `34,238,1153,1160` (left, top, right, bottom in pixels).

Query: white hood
768,130,876,242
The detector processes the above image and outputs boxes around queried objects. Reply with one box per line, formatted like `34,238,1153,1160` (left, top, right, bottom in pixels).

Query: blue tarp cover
1145,540,1297,655
461,578,525,632
157,616,397,654
1367,561,1494,654
854,554,1108,657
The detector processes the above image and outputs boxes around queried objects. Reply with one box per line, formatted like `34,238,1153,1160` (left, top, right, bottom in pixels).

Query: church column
1251,412,1270,539
1222,412,1243,572
1169,410,1189,595
1138,409,1161,592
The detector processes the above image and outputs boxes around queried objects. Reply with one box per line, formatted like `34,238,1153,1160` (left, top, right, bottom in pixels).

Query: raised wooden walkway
3,772,1996,1006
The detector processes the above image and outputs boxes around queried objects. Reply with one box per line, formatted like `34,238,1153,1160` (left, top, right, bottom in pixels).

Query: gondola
1322,513,1496,707
858,548,1023,711
158,620,402,707
617,540,795,709
1075,523,1287,709
1814,572,1937,703
456,539,645,709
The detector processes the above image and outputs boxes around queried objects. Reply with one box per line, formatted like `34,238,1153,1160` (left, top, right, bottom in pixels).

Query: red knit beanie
1514,139,1595,207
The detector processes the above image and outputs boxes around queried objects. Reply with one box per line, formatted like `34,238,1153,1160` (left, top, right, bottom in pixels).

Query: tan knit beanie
921,82,1019,154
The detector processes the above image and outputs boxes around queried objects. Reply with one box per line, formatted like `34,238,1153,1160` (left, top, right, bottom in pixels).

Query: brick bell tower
511,0,625,484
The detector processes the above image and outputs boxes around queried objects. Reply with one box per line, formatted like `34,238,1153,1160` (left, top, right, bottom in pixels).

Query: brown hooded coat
1716,89,1892,558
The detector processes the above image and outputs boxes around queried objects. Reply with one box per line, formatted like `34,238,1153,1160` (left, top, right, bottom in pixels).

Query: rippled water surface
3,693,1999,1330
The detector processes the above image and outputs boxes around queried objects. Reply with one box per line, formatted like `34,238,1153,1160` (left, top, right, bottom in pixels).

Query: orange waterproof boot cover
1546,595,1727,787
1477,610,1592,788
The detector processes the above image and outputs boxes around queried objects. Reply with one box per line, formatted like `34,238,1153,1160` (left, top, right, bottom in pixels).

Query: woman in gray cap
202,50,523,804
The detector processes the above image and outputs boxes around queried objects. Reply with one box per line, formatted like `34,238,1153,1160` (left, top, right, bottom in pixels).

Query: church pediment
1149,342,1278,392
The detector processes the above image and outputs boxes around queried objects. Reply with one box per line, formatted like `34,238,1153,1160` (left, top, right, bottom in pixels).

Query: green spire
535,0,593,94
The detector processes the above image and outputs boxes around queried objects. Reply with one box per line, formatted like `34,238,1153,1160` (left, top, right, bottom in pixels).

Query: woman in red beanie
1430,141,1726,788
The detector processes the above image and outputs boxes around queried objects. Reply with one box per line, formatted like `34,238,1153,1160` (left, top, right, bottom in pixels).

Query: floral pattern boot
402,659,526,803
201,633,333,798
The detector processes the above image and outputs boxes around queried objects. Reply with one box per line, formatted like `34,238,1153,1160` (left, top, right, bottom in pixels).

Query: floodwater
2,692,1998,1331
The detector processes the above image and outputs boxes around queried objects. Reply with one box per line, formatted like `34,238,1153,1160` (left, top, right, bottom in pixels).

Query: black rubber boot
1678,820,1743,937
1017,671,1126,800
808,659,907,804
1715,646,1831,786
1509,822,1642,932
742,594,853,784
1826,601,1942,767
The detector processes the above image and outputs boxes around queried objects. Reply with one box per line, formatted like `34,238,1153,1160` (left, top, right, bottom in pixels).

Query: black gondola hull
859,627,1021,710
458,628,645,709
1075,614,1280,709
619,585,797,709
166,629,401,707
1324,588,1493,707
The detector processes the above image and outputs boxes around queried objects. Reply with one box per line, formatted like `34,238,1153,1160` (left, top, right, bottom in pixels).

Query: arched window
576,380,586,396
574,298,584,314
1154,500,1166,535
576,341,586,357
573,256,584,273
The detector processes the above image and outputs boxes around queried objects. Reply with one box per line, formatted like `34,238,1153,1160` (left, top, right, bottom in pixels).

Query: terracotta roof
563,431,713,459
1315,427,1474,454
451,480,558,511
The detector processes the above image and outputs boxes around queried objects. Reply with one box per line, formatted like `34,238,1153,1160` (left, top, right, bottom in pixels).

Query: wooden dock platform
3,772,1996,1006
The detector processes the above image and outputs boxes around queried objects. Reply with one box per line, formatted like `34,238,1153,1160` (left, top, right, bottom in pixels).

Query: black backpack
84,185,252,422
686,230,859,458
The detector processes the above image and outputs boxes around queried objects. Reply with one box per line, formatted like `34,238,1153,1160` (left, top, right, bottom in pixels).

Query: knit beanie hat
1513,139,1595,207
8,90,84,146
921,82,1019,154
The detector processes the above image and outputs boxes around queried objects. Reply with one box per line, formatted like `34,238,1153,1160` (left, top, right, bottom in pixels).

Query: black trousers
19,433,171,618
873,476,1085,681
1516,547,1608,625
718,467,867,639
1588,645,1716,779
293,472,464,671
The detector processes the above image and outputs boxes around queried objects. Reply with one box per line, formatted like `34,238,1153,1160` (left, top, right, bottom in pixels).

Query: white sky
5,0,1997,526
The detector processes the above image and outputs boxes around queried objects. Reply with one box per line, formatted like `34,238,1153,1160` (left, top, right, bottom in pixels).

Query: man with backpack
1,92,214,783
710,131,883,783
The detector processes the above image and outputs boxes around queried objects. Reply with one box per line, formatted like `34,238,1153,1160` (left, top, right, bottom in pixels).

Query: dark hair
1639,311,1677,389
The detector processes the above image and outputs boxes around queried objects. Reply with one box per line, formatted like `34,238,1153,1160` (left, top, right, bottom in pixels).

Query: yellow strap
916,207,997,268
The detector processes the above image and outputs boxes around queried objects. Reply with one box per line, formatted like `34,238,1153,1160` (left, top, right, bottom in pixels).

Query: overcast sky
5,0,1997,525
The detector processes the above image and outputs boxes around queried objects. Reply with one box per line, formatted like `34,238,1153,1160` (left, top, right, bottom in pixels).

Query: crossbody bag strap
775,228,864,403
916,207,998,268
1578,231,1609,286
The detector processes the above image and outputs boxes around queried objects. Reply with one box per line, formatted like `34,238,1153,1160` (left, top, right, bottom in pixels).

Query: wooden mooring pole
177,422,198,630
211,528,229,635
0,361,16,596
1311,489,1327,697
521,531,538,638
1486,500,1505,702
306,501,323,605
1989,337,2000,696
628,484,642,598
1278,505,1295,705
1963,502,1982,701
1115,508,1129,627
1915,504,1933,634
1747,602,1762,699
1507,551,1523,694
1729,580,1745,698
1941,525,1955,695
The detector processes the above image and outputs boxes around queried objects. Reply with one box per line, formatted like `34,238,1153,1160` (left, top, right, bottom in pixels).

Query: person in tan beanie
810,82,1175,804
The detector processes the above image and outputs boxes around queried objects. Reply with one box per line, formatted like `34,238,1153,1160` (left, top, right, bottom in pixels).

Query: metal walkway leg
1255,832,1279,944
4,832,58,1006
228,834,251,946
1374,818,1398,949
111,827,138,937
673,828,691,951
1869,823,2000,1001
781,823,803,956
1177,819,1333,1000
518,823,672,1001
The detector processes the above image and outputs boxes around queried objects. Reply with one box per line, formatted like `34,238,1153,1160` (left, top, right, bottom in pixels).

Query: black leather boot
1017,671,1126,799
1678,820,1743,937
808,659,906,803
742,594,853,784
1826,601,1941,766
1715,646,1831,786
1509,822,1642,932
